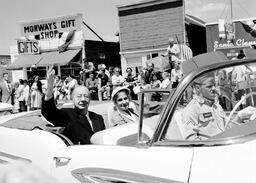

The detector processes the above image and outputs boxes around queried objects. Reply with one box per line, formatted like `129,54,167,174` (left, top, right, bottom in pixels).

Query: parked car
2,51,256,183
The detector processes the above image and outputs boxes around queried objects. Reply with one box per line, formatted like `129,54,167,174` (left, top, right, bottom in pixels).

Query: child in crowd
160,71,171,89
171,61,183,88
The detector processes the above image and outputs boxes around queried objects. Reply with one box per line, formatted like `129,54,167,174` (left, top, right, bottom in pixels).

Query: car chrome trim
0,151,32,163
151,58,256,146
71,168,184,183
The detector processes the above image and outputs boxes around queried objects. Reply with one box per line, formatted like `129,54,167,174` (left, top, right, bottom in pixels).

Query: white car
1,51,256,183
0,102,13,116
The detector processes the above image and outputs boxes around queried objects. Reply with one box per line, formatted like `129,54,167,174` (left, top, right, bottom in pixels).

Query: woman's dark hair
126,67,132,73
19,79,24,85
23,80,28,85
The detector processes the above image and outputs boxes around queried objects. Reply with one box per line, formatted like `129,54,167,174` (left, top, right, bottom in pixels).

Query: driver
180,72,256,140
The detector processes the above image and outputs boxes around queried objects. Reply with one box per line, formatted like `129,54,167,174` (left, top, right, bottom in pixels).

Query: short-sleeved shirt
180,95,226,140
167,44,181,62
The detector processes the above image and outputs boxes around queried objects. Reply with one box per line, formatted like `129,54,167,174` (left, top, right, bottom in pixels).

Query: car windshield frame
148,57,256,147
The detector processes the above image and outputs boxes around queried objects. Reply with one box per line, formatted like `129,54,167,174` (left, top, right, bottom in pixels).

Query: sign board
17,39,39,54
17,13,84,52
18,13,83,39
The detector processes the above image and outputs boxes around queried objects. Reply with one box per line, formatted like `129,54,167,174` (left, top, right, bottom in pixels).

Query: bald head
73,85,90,96
72,85,90,111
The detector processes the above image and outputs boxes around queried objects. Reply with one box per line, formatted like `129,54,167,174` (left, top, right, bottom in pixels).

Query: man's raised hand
45,65,55,100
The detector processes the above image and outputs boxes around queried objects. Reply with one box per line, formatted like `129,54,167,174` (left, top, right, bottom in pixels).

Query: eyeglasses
117,97,128,102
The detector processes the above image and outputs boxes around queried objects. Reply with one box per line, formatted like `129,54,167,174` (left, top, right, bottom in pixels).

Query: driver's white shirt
180,95,226,140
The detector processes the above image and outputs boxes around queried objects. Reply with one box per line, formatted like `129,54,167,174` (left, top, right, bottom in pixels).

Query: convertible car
1,51,256,183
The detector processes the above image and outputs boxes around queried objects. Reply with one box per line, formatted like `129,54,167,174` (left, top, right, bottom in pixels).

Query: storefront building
206,17,256,59
9,13,84,82
117,0,206,74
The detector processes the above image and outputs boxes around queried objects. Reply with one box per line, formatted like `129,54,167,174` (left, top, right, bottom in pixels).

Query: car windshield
144,61,256,146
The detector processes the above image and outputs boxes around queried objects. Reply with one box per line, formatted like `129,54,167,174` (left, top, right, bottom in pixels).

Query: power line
219,0,229,19
234,0,252,18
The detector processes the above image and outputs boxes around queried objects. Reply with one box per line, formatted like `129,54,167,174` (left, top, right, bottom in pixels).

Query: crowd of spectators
48,60,184,103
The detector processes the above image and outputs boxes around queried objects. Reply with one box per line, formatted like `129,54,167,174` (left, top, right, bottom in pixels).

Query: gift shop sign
18,13,83,40
17,39,39,54
214,39,256,49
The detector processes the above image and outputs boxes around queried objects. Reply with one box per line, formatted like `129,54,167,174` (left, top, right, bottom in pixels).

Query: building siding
118,0,184,52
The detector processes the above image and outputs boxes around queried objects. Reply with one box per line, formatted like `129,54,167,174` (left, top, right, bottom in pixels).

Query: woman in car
108,86,138,127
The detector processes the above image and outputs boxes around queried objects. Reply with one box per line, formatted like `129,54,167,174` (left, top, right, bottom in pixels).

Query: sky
0,0,256,55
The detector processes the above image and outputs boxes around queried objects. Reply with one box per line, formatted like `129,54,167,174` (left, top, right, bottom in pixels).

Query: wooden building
117,0,206,73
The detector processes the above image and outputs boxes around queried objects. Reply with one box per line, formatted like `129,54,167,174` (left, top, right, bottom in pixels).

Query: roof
8,49,81,70
185,14,205,27
116,0,177,9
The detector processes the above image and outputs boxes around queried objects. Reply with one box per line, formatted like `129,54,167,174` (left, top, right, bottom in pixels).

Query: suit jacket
0,80,12,104
42,97,105,144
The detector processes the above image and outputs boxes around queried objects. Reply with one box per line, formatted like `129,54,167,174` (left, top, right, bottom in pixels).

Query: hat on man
193,72,215,85
111,86,130,102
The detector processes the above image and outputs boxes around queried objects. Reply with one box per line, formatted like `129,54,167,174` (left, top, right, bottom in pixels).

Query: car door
51,144,194,183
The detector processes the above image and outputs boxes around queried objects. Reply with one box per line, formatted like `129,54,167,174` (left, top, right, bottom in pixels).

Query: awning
36,49,81,67
8,54,42,70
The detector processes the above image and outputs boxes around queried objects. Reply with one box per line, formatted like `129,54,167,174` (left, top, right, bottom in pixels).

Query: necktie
7,83,10,91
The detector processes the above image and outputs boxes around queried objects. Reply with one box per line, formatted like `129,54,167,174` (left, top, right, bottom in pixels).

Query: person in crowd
231,51,250,109
144,63,155,84
170,61,183,88
108,66,115,78
17,79,26,112
13,82,20,113
42,66,105,145
124,67,138,100
85,71,98,100
62,75,78,100
53,75,63,101
98,64,110,78
151,72,162,101
111,67,125,89
136,76,151,101
108,86,138,127
137,67,146,84
161,37,181,70
98,68,111,101
160,71,171,89
23,80,30,111
0,73,13,104
180,72,256,140
30,75,43,110
151,72,161,89
82,61,96,81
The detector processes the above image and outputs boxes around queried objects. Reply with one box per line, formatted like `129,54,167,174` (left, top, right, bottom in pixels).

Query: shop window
152,53,159,58
146,53,159,60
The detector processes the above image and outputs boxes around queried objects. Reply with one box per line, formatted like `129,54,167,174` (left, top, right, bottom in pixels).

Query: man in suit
42,66,105,144
0,73,12,104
